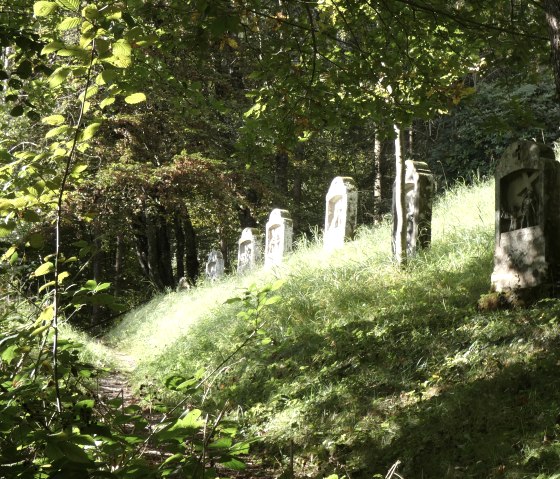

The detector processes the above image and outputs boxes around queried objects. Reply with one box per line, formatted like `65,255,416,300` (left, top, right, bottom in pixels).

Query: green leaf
270,279,285,291
100,97,115,109
78,85,98,102
57,47,89,59
71,163,88,175
58,271,70,282
45,125,70,139
48,66,71,88
170,409,204,431
161,453,183,466
208,437,232,449
229,441,251,455
42,40,65,54
1,345,19,364
264,295,281,305
95,282,111,292
38,281,55,292
1,246,16,262
31,324,51,337
219,458,246,471
95,69,117,86
15,60,32,79
56,441,92,464
102,55,131,68
79,122,101,141
55,0,79,10
113,40,132,58
33,261,54,277
124,92,146,104
82,4,99,19
75,399,95,409
34,1,58,16
23,210,41,222
0,221,17,237
103,5,123,20
10,105,24,117
42,114,65,126
58,17,81,30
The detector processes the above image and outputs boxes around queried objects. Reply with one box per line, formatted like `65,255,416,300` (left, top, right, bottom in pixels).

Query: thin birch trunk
394,124,407,266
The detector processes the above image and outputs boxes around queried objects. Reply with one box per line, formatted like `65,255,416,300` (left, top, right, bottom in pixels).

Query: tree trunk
373,132,383,218
156,214,174,288
274,150,289,194
183,211,199,285
544,0,560,98
293,143,304,231
238,189,259,228
218,226,229,273
145,211,165,290
394,124,407,266
135,209,174,291
91,231,103,325
174,214,185,281
114,234,124,296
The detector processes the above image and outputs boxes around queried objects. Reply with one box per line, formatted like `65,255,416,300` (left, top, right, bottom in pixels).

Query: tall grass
101,179,560,478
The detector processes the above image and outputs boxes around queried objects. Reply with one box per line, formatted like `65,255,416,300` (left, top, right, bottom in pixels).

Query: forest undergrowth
70,179,560,479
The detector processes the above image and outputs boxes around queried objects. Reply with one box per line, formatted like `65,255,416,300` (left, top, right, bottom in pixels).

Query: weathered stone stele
324,177,358,251
491,141,560,293
237,227,263,274
392,160,434,257
265,209,293,267
205,250,224,281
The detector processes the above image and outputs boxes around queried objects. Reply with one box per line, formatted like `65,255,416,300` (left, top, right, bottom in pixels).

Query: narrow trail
96,350,138,406
94,347,270,478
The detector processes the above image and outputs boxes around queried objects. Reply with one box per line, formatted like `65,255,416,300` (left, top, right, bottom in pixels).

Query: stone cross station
205,250,224,281
491,140,560,295
324,176,358,251
237,227,262,274
392,160,434,258
265,209,293,267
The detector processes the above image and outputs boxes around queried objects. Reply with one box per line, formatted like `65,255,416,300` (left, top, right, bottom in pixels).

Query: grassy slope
104,180,560,478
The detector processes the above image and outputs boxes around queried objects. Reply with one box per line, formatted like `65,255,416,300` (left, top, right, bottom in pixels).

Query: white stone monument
205,250,224,281
391,160,434,258
237,227,262,274
265,209,293,267
324,177,358,251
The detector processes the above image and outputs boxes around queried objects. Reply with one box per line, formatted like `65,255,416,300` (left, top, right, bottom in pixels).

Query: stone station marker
205,250,224,281
237,227,262,274
491,141,560,295
392,160,434,258
265,209,293,267
324,176,358,251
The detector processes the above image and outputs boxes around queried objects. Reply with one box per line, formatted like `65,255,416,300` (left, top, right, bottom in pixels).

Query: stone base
491,226,547,292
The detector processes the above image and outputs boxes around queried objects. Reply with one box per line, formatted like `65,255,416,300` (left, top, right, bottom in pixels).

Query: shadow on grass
372,343,560,479
217,246,560,478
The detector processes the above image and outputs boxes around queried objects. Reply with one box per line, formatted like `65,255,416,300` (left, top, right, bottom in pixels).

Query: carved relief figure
500,169,540,232
267,225,281,254
328,197,344,231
